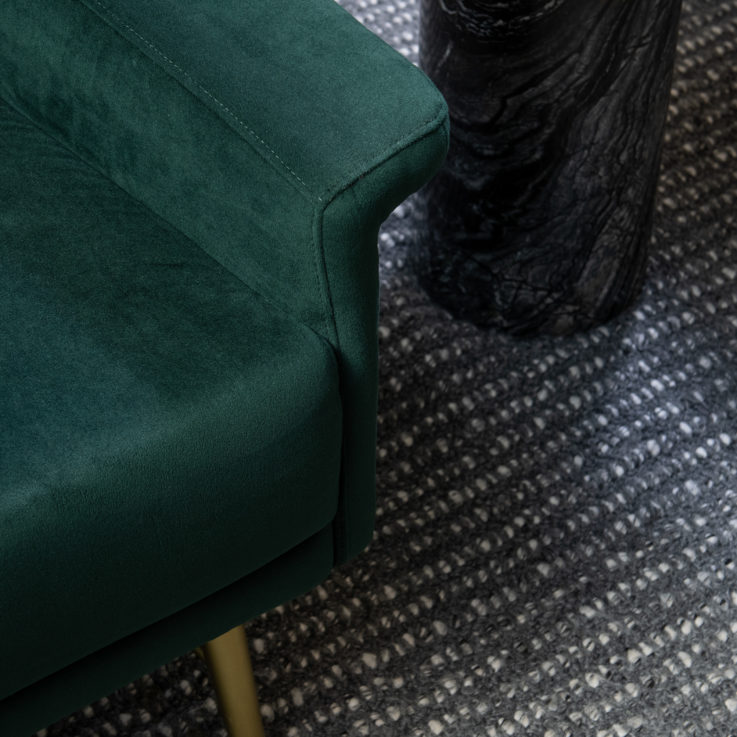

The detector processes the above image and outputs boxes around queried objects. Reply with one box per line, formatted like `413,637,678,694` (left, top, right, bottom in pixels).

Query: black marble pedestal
414,0,683,334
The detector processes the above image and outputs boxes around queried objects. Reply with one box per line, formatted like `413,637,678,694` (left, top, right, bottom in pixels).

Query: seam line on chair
81,0,316,198
314,103,448,347
315,113,448,562
0,94,304,327
77,0,448,353
317,101,448,205
312,212,335,342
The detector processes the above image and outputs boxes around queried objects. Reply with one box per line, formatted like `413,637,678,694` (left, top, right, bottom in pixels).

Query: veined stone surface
414,0,683,334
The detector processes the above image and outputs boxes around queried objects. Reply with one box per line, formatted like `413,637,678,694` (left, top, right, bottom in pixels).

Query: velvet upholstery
0,0,449,564
3,527,335,736
0,100,343,701
0,0,449,733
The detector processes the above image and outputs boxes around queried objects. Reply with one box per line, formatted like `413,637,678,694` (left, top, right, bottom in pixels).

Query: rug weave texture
42,1,737,736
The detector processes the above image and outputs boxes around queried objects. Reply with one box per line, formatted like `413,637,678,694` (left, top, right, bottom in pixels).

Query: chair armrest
0,0,449,562
0,0,447,322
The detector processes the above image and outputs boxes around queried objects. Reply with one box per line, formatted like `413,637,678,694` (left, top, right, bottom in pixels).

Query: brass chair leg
202,625,266,737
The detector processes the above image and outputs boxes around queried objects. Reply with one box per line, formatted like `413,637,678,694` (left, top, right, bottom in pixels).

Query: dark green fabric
0,101,342,701
0,0,449,731
0,526,334,737
82,0,447,197
0,0,449,563
319,128,453,558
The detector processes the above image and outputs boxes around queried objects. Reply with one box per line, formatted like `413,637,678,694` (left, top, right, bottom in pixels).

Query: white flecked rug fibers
42,2,737,736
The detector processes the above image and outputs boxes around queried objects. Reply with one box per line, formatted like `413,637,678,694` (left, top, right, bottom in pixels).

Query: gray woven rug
41,1,737,736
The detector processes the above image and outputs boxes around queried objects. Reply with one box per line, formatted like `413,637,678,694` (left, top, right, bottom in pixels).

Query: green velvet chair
0,1,448,734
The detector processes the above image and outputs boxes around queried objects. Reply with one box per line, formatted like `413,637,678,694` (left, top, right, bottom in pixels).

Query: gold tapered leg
202,626,266,737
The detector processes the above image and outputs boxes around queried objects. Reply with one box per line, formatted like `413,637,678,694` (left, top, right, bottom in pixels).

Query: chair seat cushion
0,102,342,699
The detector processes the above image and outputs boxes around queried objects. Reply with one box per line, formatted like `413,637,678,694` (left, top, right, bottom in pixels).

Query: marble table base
414,0,683,334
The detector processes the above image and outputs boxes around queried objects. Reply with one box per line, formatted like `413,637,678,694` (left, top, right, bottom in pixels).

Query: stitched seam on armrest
315,102,449,335
77,0,447,349
313,101,448,348
315,109,449,561
80,0,316,199
318,99,448,204
79,0,445,210
311,209,337,343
